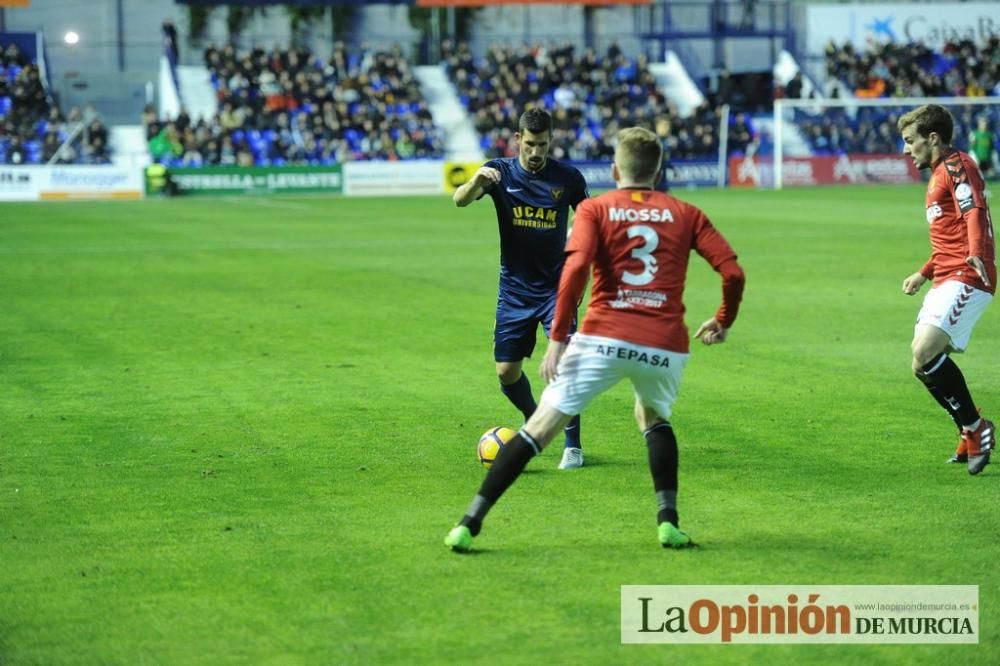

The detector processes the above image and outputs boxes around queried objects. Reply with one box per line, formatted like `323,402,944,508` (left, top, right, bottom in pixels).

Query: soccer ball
478,426,516,468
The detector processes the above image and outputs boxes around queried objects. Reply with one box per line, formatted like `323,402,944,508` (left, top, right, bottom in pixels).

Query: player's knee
914,350,949,378
496,363,522,385
911,342,932,370
633,401,666,432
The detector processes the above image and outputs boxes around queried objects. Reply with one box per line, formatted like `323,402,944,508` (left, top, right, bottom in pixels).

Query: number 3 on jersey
622,225,659,285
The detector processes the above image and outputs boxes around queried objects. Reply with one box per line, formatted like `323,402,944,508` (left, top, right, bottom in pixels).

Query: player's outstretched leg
645,422,693,549
558,415,583,469
917,372,970,464
917,352,981,467
445,430,542,552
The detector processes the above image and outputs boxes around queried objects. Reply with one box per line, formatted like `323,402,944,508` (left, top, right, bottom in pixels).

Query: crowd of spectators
793,37,1000,157
443,40,724,162
147,42,445,167
0,42,110,165
826,37,1000,99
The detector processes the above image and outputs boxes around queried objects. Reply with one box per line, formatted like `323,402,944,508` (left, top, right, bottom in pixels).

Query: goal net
760,97,1000,189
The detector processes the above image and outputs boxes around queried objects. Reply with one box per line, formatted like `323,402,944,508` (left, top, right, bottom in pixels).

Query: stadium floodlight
63,31,80,45
773,96,1000,189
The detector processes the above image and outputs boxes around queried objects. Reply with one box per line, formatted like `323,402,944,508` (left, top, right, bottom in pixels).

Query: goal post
772,96,1000,189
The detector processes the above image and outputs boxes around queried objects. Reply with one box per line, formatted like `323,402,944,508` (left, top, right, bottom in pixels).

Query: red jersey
551,188,745,353
921,148,996,295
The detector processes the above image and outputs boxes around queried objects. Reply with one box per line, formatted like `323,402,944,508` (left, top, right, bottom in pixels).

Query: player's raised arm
453,166,501,207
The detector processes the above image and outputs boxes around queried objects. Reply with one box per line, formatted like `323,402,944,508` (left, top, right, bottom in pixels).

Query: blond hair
897,104,954,144
615,127,662,183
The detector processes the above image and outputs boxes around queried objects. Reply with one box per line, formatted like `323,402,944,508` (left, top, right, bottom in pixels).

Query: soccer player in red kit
899,104,996,475
446,127,745,551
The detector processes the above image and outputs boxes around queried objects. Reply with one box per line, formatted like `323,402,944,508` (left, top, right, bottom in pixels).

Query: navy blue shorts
493,288,575,362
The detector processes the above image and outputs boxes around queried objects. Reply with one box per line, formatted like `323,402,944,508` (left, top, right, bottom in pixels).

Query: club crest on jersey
955,182,976,213
550,187,563,201
926,203,943,224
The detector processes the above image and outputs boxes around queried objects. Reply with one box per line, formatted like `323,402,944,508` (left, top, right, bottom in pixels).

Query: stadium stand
793,37,1000,157
148,42,445,166
444,41,723,162
825,37,1000,99
137,21,997,170
0,41,111,165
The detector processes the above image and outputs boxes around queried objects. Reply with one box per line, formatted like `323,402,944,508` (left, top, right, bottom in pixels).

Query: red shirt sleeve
714,258,746,329
692,210,745,329
551,200,599,342
965,206,989,259
945,153,990,258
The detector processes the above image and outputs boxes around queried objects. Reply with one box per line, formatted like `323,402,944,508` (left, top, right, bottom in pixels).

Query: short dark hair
897,104,954,144
518,108,552,135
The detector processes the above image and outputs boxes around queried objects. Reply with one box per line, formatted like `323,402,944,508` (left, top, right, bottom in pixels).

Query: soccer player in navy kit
453,108,590,468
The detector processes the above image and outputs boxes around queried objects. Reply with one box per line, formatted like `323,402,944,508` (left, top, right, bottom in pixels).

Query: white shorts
916,280,993,352
539,333,689,420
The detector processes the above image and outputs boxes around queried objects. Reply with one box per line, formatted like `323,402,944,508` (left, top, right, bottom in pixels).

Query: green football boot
445,525,473,552
658,522,693,549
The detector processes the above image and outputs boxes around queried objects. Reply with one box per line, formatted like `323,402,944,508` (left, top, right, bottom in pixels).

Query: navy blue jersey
482,157,589,296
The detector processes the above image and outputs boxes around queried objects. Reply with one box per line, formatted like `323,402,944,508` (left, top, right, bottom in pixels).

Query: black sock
500,372,537,421
563,414,582,449
921,353,979,427
645,423,679,527
917,374,964,431
459,431,540,535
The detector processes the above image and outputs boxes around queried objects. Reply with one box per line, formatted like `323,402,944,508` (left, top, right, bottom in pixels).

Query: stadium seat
26,140,42,163
154,45,445,165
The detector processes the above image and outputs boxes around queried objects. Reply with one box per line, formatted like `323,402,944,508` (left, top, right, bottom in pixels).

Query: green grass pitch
1,186,998,664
